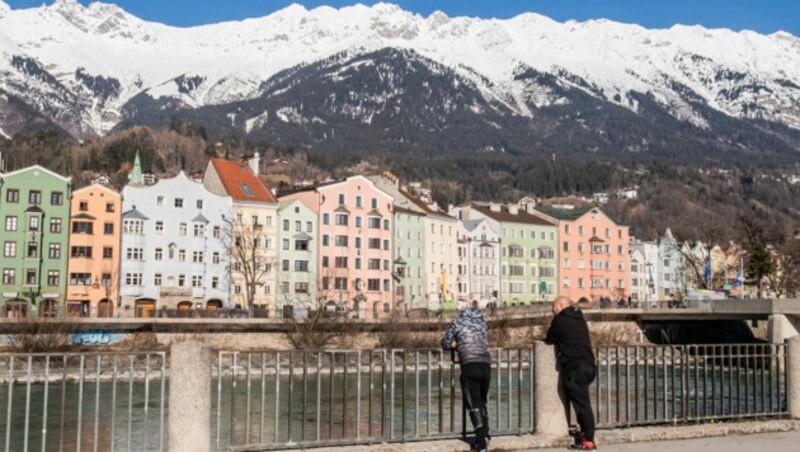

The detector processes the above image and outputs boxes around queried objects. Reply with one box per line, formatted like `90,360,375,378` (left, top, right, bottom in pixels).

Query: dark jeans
561,360,597,441
461,362,491,448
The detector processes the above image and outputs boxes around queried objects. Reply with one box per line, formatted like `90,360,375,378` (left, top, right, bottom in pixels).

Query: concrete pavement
537,430,800,451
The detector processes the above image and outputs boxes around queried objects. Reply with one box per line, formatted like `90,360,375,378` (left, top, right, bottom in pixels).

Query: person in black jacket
442,301,491,452
545,296,597,450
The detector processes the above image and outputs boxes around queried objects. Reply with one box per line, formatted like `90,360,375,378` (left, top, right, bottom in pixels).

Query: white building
657,228,685,299
629,239,659,305
120,171,232,317
459,218,501,306
276,199,318,318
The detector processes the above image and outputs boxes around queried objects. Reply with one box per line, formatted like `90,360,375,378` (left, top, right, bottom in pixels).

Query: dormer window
240,184,254,196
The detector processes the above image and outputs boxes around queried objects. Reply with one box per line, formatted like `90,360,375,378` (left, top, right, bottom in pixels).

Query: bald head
552,296,571,315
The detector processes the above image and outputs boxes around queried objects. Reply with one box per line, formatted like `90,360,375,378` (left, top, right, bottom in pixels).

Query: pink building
536,206,630,303
280,176,395,319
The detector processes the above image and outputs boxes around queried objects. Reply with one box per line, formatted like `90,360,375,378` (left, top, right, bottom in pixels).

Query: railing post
788,336,800,419
534,341,569,438
169,341,212,452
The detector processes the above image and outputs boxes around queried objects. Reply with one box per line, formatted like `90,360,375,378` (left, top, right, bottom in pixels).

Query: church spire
130,150,144,185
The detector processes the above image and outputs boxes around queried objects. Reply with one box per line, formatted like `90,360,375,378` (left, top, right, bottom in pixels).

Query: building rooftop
472,204,556,226
210,159,277,203
535,205,595,221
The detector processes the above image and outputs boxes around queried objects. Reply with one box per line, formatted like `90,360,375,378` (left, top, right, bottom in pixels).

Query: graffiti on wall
70,330,129,346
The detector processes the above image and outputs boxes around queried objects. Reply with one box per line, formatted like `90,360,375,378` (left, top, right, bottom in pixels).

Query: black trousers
460,362,491,447
561,360,597,441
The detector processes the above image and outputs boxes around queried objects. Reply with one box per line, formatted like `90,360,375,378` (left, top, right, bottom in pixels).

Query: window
335,214,348,226
235,284,242,295
192,251,204,263
322,256,329,268
265,216,273,227
509,265,524,276
51,192,63,205
371,198,378,209
24,269,36,285
295,240,309,251
564,224,571,234
70,272,92,286
105,202,114,212
3,242,15,258
155,248,163,260
384,219,390,230
102,247,113,259
178,274,185,287
174,198,184,208
154,221,164,234
355,258,362,269
154,273,162,286
368,238,380,249
48,243,61,259
50,218,61,234
282,259,290,272
335,235,348,247
212,252,220,264
211,277,219,288
539,266,556,277
6,189,19,203
192,275,203,287
354,237,362,249
368,217,380,229
178,249,186,262
71,246,92,258
508,246,523,258
322,235,329,246
578,226,584,236
29,190,41,205
103,272,114,287
563,258,571,269
125,248,142,260
338,194,345,205
306,221,312,233
356,196,363,208
47,270,59,286
355,216,362,228
179,223,187,236
191,224,204,237
72,222,93,235
334,257,348,268
294,282,309,293
563,241,570,252
196,200,204,209
78,200,88,211
368,259,380,270
104,223,114,235
334,277,347,290
539,248,555,259
124,273,143,286
28,215,39,231
295,260,309,272
5,216,17,231
2,269,15,285
367,279,380,291
156,196,164,206
293,220,301,232
321,214,329,226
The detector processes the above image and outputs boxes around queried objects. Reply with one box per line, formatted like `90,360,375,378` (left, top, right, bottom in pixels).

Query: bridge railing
592,344,787,428
0,351,167,452
212,348,535,451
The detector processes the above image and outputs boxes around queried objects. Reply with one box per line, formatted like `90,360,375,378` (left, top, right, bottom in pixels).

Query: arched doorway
135,298,157,318
177,301,193,318
206,299,223,316
40,299,58,318
5,300,27,319
97,299,113,318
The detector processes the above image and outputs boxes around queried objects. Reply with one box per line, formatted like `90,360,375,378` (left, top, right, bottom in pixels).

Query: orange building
535,205,630,303
66,184,122,317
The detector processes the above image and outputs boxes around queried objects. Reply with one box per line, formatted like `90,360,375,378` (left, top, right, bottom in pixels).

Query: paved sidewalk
537,430,800,451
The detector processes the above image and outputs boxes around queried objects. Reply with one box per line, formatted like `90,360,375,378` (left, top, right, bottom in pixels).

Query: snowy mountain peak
0,1,798,144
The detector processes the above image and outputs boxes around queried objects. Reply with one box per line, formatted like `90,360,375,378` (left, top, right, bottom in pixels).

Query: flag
704,259,712,282
733,271,743,287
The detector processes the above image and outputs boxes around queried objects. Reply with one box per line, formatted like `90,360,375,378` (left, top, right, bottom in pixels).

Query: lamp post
220,214,234,310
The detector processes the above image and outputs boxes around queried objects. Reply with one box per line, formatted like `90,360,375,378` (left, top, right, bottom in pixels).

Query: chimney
248,152,260,176
489,202,501,213
461,205,472,220
508,205,519,215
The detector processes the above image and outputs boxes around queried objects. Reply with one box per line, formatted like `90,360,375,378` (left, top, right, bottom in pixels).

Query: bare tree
282,266,350,349
765,226,800,298
99,261,120,317
222,213,277,312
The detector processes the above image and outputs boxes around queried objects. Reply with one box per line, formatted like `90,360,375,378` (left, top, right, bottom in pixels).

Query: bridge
1,339,799,451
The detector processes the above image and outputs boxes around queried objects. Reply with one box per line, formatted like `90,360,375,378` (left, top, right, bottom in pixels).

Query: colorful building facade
276,199,318,317
0,165,71,317
537,205,630,303
65,184,122,317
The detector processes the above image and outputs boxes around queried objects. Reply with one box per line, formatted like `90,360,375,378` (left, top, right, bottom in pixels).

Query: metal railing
213,348,535,451
591,344,787,428
0,351,167,452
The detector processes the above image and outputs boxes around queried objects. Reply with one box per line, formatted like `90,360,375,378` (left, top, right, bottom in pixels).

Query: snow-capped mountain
0,0,799,158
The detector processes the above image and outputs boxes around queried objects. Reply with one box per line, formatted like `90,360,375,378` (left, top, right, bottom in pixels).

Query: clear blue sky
7,0,800,36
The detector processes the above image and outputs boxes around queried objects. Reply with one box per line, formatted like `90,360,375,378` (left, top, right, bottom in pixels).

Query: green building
0,165,72,317
393,207,426,309
458,201,559,305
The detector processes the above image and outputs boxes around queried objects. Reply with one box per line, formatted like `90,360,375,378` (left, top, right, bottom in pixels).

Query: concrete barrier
533,341,569,438
168,341,212,452
788,336,800,419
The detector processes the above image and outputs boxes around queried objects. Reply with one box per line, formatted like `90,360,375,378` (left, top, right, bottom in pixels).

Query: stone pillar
788,336,800,419
534,341,569,437
769,314,800,344
169,341,212,452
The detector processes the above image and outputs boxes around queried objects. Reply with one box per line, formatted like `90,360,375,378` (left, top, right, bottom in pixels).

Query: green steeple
130,150,144,185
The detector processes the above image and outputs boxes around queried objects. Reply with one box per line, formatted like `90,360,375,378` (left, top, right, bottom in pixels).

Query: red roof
210,159,277,203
